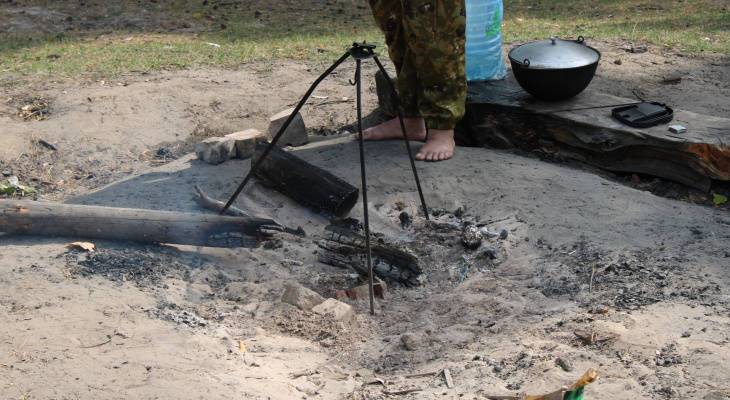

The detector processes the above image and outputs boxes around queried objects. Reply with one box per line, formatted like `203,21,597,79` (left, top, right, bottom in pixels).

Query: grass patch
503,0,729,54
0,0,727,78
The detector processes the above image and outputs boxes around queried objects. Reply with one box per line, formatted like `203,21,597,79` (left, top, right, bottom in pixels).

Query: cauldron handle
576,36,585,44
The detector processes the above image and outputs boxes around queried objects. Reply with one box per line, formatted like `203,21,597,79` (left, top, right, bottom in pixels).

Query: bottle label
485,6,502,38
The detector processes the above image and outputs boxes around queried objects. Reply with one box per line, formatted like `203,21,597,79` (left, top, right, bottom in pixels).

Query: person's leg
364,0,427,141
402,0,467,161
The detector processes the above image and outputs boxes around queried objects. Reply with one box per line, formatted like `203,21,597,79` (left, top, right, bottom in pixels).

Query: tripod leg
354,59,376,316
372,56,430,220
220,51,352,214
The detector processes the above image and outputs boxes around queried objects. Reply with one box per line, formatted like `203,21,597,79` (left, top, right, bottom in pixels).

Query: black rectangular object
612,102,673,128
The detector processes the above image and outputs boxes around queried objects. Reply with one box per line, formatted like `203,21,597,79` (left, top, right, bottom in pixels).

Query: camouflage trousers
368,0,466,130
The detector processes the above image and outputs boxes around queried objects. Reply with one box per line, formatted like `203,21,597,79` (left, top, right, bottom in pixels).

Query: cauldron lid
508,37,600,69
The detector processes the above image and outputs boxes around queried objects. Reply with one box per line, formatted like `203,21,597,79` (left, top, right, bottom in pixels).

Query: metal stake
354,59,376,315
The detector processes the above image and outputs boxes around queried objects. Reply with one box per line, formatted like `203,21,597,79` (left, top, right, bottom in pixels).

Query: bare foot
416,129,455,161
362,117,427,141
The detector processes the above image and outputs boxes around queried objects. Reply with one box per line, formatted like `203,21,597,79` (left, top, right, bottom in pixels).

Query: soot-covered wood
0,200,280,248
253,144,359,217
317,224,422,287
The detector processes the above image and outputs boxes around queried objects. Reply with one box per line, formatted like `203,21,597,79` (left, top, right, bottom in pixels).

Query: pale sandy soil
1,140,729,399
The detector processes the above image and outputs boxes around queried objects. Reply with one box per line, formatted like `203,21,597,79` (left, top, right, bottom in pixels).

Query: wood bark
0,199,281,248
316,224,422,286
253,144,359,217
462,78,730,191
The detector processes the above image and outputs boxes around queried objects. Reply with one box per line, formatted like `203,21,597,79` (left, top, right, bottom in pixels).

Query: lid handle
522,58,530,67
550,37,557,45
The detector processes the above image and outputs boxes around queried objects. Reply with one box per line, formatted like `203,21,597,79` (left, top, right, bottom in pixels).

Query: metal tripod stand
220,42,430,315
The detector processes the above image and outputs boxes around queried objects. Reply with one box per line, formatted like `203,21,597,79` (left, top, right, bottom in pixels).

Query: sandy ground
1,139,729,399
1,24,730,400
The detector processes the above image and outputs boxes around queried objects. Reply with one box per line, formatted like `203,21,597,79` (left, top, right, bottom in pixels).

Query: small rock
657,386,677,397
625,44,648,53
398,211,412,229
681,331,691,338
224,129,264,159
195,137,236,165
312,298,356,324
267,108,308,147
556,356,574,372
281,282,325,311
453,206,466,218
479,227,499,238
492,364,503,373
400,333,419,351
155,147,173,158
614,59,622,65
476,246,497,260
661,72,683,85
461,225,482,250
499,229,509,240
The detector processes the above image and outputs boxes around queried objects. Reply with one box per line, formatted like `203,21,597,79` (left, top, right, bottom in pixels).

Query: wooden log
316,224,422,287
253,144,359,217
0,199,281,248
374,75,730,190
462,77,730,191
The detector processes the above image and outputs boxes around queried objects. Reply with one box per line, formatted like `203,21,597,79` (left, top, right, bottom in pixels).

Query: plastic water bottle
465,0,506,81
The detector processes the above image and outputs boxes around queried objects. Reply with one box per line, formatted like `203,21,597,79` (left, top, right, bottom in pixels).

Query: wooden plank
463,77,730,190
0,200,281,248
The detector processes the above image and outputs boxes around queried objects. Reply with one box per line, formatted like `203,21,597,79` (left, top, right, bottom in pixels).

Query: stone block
281,282,325,311
195,136,236,165
267,108,308,147
312,298,356,324
224,129,264,159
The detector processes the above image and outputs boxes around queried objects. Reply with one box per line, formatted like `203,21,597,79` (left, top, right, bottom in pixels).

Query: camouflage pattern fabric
368,0,466,130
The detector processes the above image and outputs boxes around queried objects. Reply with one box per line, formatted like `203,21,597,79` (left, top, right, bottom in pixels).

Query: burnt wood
253,144,359,217
317,225,422,287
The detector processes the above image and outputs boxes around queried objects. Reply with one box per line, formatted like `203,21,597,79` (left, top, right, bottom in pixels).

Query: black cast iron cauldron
508,37,601,101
